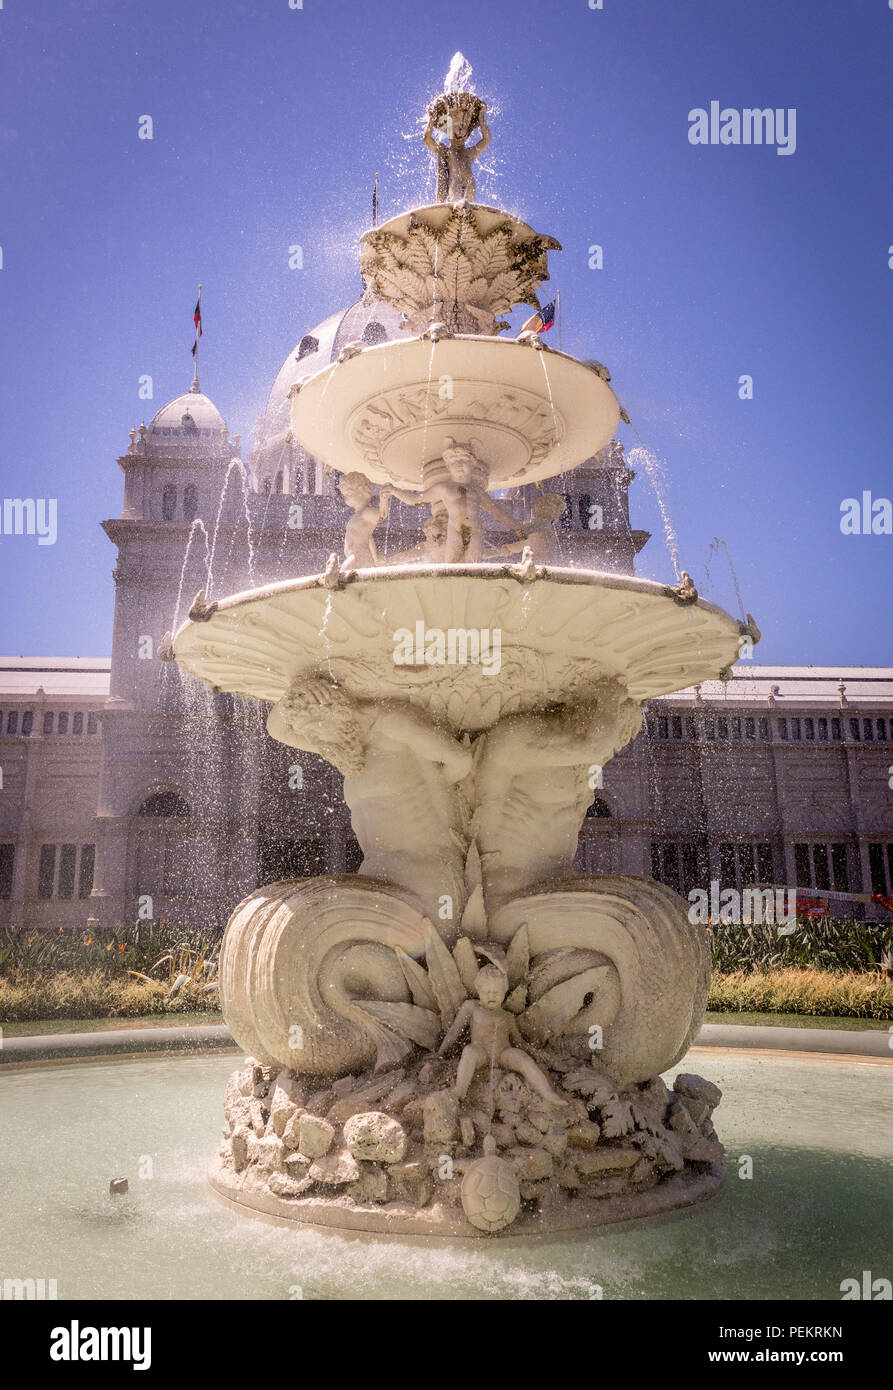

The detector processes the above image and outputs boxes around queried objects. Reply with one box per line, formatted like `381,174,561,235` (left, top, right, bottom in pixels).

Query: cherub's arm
508,1016,526,1047
470,109,490,160
423,117,439,155
478,491,526,535
485,537,526,558
438,1000,474,1055
381,483,440,508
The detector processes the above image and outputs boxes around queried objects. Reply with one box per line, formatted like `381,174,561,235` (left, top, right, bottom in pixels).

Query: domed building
252,299,409,496
0,305,890,932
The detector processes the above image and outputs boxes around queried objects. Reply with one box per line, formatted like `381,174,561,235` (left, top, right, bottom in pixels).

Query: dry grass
3,966,891,1025
0,970,222,1022
709,968,893,1021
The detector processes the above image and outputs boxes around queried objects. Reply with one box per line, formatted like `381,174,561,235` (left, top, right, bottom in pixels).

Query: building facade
1,298,891,929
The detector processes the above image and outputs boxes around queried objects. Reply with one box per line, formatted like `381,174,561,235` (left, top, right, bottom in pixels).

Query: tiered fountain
173,56,756,1236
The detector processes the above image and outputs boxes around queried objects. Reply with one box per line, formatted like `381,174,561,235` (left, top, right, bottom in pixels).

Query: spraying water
627,446,682,582
444,51,473,93
206,458,254,598
172,519,211,633
705,537,747,621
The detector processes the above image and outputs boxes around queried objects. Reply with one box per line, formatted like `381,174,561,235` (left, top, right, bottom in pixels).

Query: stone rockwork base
208,1153,724,1238
214,1050,724,1239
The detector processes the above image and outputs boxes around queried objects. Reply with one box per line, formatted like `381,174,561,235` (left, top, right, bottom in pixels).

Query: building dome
258,298,408,452
148,387,228,443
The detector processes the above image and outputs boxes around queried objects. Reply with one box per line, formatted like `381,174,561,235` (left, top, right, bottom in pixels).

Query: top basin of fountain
288,334,620,490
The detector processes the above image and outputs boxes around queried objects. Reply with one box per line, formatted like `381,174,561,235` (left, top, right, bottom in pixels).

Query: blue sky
0,0,890,662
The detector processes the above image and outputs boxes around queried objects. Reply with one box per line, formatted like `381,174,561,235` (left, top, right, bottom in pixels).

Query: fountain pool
2,1048,889,1300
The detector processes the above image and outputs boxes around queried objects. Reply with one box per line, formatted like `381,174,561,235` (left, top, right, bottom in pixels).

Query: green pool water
1,1049,890,1300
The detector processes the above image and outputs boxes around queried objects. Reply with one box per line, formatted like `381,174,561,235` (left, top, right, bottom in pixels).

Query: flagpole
557,290,562,353
372,173,379,228
191,284,203,391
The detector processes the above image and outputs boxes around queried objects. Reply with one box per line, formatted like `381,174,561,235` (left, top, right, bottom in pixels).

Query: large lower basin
172,568,743,729
1,1048,889,1300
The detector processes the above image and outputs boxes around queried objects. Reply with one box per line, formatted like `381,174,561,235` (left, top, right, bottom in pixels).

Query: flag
520,300,556,334
192,291,203,357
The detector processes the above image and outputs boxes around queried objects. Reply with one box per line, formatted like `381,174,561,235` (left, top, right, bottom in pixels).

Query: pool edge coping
0,1020,890,1067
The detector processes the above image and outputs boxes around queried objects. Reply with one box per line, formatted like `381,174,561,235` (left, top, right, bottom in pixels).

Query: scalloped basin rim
172,566,743,728
359,202,563,249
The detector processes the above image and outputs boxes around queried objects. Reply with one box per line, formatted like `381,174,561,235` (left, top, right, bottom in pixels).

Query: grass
0,971,221,1023
704,1010,886,1032
0,1010,223,1038
708,968,893,1020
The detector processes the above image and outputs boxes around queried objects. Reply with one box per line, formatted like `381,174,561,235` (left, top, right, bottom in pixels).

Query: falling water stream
172,519,211,633
705,536,747,621
627,445,682,583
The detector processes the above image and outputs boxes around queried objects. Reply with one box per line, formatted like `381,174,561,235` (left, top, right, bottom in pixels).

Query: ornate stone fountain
173,56,755,1236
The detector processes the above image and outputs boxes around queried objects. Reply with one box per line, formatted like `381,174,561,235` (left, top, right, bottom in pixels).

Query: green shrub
708,918,892,974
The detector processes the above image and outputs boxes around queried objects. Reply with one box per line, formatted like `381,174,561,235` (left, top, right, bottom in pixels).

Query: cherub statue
337,471,388,567
380,510,448,566
267,678,472,931
438,963,567,1106
423,102,490,204
487,492,566,565
382,440,525,563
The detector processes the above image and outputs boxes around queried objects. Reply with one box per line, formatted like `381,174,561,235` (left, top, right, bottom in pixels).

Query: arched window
180,411,197,434
162,485,177,521
263,479,271,495
137,791,190,818
585,796,612,818
72,712,84,734
21,711,33,736
296,334,319,361
275,470,284,494
57,713,69,734
6,712,18,735
362,321,387,345
43,712,54,735
183,485,198,522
